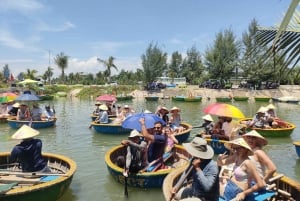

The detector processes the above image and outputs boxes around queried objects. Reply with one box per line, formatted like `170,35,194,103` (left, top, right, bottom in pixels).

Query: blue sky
0,0,291,78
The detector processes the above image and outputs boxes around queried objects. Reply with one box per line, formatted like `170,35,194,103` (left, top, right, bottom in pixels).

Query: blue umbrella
122,112,166,131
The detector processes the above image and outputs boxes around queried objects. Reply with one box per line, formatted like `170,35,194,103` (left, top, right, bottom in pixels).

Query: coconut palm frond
255,0,300,70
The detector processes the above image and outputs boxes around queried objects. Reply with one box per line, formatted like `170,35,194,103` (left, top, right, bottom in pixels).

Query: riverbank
128,85,300,101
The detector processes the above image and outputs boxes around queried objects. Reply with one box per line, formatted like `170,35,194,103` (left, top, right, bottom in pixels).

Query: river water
0,96,299,201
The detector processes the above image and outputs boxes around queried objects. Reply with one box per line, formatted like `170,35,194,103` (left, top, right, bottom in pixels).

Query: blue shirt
10,138,47,172
147,134,167,162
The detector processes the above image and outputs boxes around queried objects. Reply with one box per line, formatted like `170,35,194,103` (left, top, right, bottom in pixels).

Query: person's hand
139,118,145,125
192,158,201,168
171,187,177,195
235,192,246,201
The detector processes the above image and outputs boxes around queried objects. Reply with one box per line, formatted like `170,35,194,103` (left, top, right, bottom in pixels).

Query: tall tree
141,43,167,84
44,66,54,85
3,64,10,82
204,29,240,81
54,52,69,84
168,51,183,82
25,69,38,79
181,46,204,84
97,56,118,83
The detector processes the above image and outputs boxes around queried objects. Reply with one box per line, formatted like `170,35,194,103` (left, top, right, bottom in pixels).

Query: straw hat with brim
12,103,20,108
144,109,152,114
266,104,276,110
224,138,253,153
182,137,214,159
99,105,108,111
95,101,101,105
242,130,268,146
257,106,267,113
170,106,180,112
128,130,142,138
11,125,40,140
202,114,213,122
159,107,169,113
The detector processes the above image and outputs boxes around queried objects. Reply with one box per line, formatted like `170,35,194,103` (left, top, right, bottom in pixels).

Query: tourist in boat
8,102,19,116
199,114,215,137
42,105,56,120
16,103,31,121
265,104,277,127
169,106,185,133
31,102,42,121
217,138,265,201
171,137,219,201
155,106,169,124
93,101,101,115
211,116,235,140
95,104,109,123
248,106,268,128
9,125,50,172
123,104,134,119
120,129,148,177
164,125,178,153
139,118,167,163
0,102,9,117
242,130,277,183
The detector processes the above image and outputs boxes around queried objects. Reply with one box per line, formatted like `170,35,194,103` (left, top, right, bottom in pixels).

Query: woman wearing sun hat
171,137,219,201
97,104,109,123
169,106,185,133
242,130,277,183
10,125,50,172
155,106,169,124
217,138,265,201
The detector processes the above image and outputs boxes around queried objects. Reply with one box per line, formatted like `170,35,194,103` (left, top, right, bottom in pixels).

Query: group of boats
2,89,300,201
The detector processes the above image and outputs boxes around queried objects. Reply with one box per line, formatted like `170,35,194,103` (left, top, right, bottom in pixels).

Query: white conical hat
11,125,40,140
202,114,213,122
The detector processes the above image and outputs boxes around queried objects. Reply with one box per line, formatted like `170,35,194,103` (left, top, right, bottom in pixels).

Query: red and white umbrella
95,94,116,102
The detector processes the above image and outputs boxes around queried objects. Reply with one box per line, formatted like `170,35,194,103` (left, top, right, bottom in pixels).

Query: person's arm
256,150,277,182
125,146,131,170
235,160,265,201
170,134,178,144
195,160,219,192
16,109,20,120
217,152,235,166
139,118,154,142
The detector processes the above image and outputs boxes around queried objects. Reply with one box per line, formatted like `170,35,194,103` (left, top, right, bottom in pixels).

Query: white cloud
0,30,24,49
37,21,76,32
0,0,43,13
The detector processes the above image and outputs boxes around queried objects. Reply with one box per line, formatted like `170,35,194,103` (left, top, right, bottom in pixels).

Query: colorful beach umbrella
95,94,116,102
0,92,17,103
122,112,166,132
203,103,245,119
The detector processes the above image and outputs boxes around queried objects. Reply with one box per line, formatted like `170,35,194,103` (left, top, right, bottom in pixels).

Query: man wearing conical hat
198,114,215,137
10,125,50,172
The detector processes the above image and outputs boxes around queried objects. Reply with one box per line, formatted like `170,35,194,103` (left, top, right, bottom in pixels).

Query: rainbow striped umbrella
203,103,245,119
0,92,17,103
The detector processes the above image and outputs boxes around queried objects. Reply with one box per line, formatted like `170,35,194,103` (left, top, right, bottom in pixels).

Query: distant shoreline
129,85,300,100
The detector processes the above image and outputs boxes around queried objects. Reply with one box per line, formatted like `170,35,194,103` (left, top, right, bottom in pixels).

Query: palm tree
25,69,38,79
97,56,118,83
256,0,300,79
44,66,54,84
54,52,69,84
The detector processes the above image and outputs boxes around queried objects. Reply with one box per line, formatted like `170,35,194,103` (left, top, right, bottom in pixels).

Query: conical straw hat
242,130,268,146
224,138,252,153
202,114,213,122
11,125,40,140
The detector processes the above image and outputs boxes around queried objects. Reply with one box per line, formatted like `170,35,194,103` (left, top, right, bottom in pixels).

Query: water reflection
0,97,299,201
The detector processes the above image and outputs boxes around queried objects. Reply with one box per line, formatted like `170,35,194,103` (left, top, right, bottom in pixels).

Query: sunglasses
154,126,161,129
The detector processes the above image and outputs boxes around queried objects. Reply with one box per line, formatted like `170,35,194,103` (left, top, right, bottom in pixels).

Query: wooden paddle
169,158,194,201
123,147,129,198
0,170,68,177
